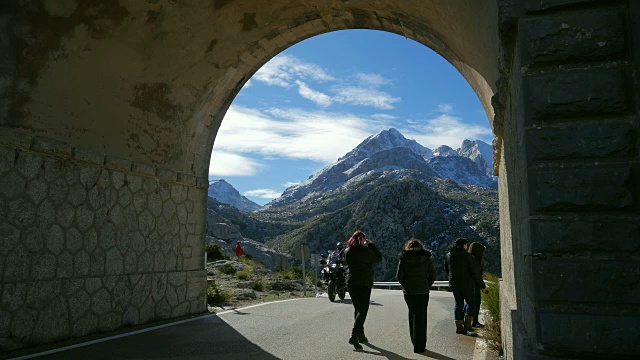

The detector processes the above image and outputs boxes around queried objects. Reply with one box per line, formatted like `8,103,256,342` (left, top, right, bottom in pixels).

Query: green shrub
276,267,302,280
205,244,226,261
207,285,231,306
481,272,503,356
237,268,251,280
218,264,237,275
252,278,269,292
238,256,261,268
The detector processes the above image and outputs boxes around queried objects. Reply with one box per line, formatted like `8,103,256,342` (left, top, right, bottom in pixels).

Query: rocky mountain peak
339,128,433,162
433,145,457,157
208,180,261,212
457,139,494,177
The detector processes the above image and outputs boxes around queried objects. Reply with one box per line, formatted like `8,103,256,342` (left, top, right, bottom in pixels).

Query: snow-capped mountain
427,155,497,189
458,139,494,177
339,128,433,161
433,145,458,157
263,128,496,209
207,180,261,212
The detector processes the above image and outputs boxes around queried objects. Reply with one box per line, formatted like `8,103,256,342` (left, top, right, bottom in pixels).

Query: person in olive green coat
397,238,436,354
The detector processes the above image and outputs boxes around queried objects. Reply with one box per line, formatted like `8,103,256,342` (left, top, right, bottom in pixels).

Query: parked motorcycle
320,251,348,302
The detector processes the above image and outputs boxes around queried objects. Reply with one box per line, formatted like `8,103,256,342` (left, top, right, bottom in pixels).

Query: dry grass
481,272,503,356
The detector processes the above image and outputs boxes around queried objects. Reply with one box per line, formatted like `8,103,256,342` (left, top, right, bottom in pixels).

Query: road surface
24,290,479,360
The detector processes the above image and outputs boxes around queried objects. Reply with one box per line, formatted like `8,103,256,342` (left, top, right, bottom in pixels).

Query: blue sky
209,30,492,205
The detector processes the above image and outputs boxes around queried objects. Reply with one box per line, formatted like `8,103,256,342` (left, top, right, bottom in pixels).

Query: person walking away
444,238,487,334
468,242,486,328
344,230,382,350
396,239,436,353
235,241,243,257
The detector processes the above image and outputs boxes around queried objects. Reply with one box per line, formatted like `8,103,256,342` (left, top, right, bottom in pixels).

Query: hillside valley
207,129,500,280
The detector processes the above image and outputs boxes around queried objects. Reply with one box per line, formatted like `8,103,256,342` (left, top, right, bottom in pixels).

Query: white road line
216,297,307,315
12,298,311,359
10,313,217,360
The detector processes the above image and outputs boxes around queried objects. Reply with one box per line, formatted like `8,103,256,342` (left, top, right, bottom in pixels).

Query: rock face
208,180,261,212
433,145,458,157
206,235,293,271
457,139,494,177
427,156,498,189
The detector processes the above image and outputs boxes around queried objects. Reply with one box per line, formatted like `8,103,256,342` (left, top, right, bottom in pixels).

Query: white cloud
332,86,400,110
213,105,389,165
401,114,492,149
242,79,252,88
296,81,332,107
438,103,453,113
209,150,264,176
283,181,300,188
243,189,282,199
354,73,389,87
253,54,334,87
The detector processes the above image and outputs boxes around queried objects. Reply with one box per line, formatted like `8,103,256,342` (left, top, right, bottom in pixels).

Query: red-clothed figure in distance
235,241,243,257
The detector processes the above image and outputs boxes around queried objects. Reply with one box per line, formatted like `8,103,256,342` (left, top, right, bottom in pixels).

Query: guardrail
373,281,450,291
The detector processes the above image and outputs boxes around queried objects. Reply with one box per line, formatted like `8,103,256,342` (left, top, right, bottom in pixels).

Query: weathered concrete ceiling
0,0,499,176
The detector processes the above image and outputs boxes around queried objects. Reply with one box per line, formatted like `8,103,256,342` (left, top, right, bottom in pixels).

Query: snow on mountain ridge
263,128,496,209
339,128,433,162
457,139,494,177
208,180,262,212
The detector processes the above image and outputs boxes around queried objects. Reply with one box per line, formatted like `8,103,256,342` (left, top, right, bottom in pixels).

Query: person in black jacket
444,238,487,334
467,242,486,328
344,230,383,350
396,238,436,353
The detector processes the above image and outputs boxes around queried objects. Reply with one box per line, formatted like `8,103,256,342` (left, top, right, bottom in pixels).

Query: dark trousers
472,286,481,322
403,293,430,352
462,286,482,322
348,284,372,337
452,286,476,321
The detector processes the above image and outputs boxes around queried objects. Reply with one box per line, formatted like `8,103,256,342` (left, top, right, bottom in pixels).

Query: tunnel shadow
34,315,279,360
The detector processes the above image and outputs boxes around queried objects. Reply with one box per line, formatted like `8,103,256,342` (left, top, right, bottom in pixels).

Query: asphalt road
27,290,478,360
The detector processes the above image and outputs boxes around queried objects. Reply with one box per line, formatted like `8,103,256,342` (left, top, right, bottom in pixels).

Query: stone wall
498,0,640,358
0,129,207,351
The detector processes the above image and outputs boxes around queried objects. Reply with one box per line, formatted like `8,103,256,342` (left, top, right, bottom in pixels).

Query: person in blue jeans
444,238,487,334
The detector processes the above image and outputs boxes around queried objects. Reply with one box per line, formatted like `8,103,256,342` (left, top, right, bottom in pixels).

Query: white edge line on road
215,297,306,316
10,313,218,360
10,297,310,360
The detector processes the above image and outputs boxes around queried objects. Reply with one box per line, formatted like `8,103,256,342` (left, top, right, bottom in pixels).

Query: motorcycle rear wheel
338,287,346,300
328,280,336,302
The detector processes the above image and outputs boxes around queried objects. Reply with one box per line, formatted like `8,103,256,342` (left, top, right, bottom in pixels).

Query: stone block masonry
510,1,640,358
0,131,207,351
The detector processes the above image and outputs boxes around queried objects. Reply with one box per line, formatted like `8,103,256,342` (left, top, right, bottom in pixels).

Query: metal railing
373,281,449,291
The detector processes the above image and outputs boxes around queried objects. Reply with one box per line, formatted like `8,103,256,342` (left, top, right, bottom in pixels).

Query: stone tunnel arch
2,1,639,359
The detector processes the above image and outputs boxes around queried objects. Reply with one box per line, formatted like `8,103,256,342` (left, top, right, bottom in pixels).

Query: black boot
349,335,362,350
358,331,368,343
472,321,485,328
464,315,474,332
